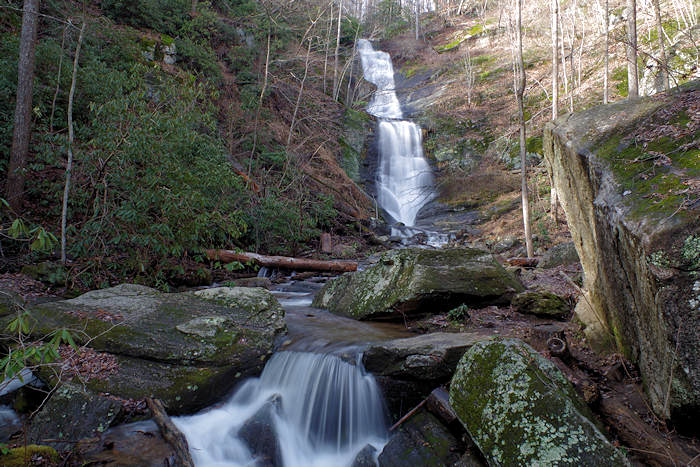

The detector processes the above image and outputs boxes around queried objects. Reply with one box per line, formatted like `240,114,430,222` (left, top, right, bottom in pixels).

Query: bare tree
652,0,670,91
415,0,420,40
6,0,39,213
333,0,343,100
626,0,639,99
61,21,87,264
603,0,609,103
514,0,533,258
551,0,559,119
463,47,475,107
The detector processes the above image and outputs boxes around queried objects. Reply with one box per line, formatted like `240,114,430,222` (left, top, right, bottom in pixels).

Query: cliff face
544,82,700,422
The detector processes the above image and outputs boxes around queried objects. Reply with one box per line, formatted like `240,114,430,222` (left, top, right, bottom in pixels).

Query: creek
175,41,442,466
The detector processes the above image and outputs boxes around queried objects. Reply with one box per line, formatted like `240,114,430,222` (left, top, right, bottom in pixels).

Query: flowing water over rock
175,351,388,467
175,279,410,466
357,40,436,233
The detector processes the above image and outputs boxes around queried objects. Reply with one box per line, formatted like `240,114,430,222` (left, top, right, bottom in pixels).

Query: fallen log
205,250,358,272
146,398,194,467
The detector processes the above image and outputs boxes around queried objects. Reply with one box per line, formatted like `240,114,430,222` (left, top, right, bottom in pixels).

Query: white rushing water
175,351,388,466
357,39,434,228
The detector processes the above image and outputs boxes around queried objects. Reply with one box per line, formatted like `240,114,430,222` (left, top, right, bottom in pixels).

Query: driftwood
206,249,357,272
389,399,426,432
146,398,194,467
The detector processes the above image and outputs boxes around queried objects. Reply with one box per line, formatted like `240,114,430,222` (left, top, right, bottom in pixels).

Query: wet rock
29,382,123,452
538,241,580,269
234,277,272,289
238,396,282,467
352,444,378,467
76,419,176,466
544,82,700,420
313,248,523,320
378,409,462,467
512,291,569,318
363,332,491,381
449,338,629,466
8,285,286,441
0,406,21,442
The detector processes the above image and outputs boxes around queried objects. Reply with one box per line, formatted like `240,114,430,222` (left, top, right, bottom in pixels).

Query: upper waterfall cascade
357,39,435,228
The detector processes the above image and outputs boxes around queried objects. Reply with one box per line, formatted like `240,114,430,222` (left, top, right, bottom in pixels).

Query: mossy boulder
0,444,59,466
449,339,628,466
378,409,462,467
512,291,570,318
363,332,492,381
538,241,580,269
10,285,285,444
312,248,523,320
544,82,700,421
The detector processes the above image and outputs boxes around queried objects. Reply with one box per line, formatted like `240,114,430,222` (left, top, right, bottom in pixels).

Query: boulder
234,277,272,289
29,382,124,451
313,248,523,320
352,444,378,467
5,285,285,443
378,409,462,467
537,241,580,269
449,339,628,466
544,82,700,421
238,396,282,467
76,419,177,466
363,332,491,381
512,291,569,318
0,445,58,466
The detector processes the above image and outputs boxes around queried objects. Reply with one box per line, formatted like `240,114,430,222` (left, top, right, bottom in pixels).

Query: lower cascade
175,351,388,466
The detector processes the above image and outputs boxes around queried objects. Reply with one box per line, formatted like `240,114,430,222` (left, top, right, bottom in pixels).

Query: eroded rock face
3,285,286,443
544,83,700,420
363,332,491,381
312,248,523,320
449,339,628,466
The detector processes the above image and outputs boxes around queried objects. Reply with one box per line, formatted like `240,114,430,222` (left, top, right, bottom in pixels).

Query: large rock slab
449,338,628,466
363,332,491,381
313,248,523,320
544,82,700,421
4,285,285,444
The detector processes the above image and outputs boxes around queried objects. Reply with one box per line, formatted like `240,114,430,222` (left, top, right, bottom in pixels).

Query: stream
175,41,439,466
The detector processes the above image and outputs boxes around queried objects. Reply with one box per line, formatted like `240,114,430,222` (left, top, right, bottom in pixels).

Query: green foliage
448,303,469,322
102,0,190,35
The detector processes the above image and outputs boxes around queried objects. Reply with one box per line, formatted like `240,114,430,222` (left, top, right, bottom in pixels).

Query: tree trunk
323,3,333,95
603,0,609,103
206,250,358,272
6,0,39,214
551,0,559,120
515,0,533,258
415,0,420,40
652,0,670,91
61,22,86,265
626,0,639,99
333,0,343,100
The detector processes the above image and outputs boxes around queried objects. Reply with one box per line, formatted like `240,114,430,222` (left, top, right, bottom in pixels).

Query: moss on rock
1,445,59,466
312,248,523,320
449,339,628,466
512,291,570,318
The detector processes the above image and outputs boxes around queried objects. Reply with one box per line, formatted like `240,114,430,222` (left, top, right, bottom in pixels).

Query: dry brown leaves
59,345,119,381
0,273,51,300
65,308,123,322
99,393,148,415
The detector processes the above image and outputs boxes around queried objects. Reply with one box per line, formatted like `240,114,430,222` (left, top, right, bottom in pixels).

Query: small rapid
175,351,388,466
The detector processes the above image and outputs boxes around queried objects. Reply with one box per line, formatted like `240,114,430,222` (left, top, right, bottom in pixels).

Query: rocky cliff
543,82,699,424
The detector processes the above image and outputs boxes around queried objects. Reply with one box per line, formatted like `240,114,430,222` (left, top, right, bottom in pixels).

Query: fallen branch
206,249,357,272
146,398,194,467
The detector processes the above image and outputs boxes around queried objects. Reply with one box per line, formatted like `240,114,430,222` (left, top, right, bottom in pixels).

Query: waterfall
175,351,388,466
357,39,434,228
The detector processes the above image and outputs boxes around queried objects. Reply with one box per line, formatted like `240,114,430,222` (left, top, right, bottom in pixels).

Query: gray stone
234,277,272,289
352,444,378,467
449,339,629,466
378,409,462,467
238,396,282,467
363,332,491,381
538,241,580,269
544,82,700,420
313,248,523,320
